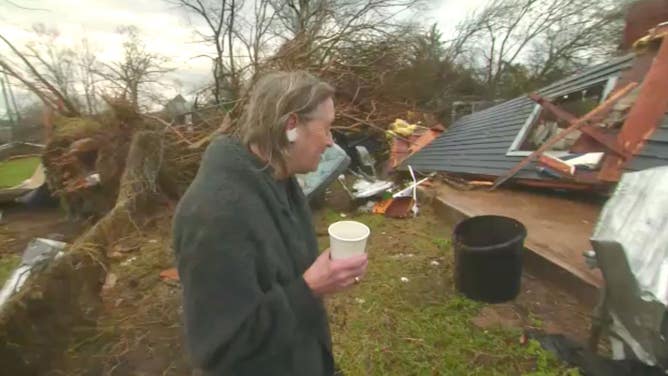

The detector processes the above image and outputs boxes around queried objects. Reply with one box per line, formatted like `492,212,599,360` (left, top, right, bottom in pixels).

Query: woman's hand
303,249,368,297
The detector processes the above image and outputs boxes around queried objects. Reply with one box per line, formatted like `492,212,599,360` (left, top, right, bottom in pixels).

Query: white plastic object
286,128,298,142
328,220,370,260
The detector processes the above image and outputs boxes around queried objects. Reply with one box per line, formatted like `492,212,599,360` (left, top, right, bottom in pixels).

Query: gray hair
238,71,335,177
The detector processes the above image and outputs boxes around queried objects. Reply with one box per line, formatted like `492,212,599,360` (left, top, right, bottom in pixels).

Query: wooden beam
513,178,600,191
528,93,629,158
490,82,638,190
579,126,629,158
599,34,668,182
538,154,574,176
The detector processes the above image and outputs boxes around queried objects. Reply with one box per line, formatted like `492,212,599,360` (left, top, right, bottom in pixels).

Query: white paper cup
328,220,371,260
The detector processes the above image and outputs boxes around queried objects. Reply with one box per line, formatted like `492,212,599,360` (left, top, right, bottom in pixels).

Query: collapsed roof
404,25,668,190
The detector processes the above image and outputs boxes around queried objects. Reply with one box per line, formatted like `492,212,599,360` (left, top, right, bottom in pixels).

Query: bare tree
267,0,424,66
77,38,99,114
0,32,79,116
233,0,277,77
526,1,630,83
98,27,173,110
171,0,425,103
26,24,77,102
2,72,21,123
170,0,239,103
448,0,628,99
0,25,104,116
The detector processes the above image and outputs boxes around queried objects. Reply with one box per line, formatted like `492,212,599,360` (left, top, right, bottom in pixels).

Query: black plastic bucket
453,215,527,303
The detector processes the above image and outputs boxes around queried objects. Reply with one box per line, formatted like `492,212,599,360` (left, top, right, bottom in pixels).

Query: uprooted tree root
0,131,167,375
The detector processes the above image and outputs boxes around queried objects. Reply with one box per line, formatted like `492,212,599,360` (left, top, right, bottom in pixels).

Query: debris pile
41,99,222,218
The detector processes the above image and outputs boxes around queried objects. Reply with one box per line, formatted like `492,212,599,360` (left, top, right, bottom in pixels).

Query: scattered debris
357,201,377,213
159,267,180,284
0,161,46,204
120,256,137,266
390,253,415,259
0,237,67,310
372,199,393,215
354,145,378,177
108,252,124,260
297,143,351,201
439,173,494,191
391,174,434,199
102,273,118,291
389,122,444,169
388,118,418,138
45,233,65,241
385,197,416,219
84,172,101,187
351,178,394,199
527,331,664,376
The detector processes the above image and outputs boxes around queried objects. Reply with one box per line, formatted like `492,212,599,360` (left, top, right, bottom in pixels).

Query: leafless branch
0,32,79,115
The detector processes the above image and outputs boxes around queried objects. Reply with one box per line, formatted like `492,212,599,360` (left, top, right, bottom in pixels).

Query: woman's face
287,97,335,175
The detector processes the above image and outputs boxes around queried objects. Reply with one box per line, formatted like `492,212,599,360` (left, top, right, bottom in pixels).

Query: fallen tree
0,130,172,374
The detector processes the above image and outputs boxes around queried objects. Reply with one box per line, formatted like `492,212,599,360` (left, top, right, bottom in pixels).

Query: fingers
332,259,368,288
350,259,367,279
331,253,367,269
331,257,366,277
310,250,369,294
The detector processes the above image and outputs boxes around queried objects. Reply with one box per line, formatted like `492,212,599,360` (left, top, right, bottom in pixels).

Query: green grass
0,157,40,188
0,254,21,286
317,207,575,376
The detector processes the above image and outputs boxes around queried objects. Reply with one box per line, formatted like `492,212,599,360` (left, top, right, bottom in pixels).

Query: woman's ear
285,114,299,143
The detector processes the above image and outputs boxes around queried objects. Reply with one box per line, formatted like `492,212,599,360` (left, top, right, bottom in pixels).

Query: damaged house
401,19,668,371
404,24,668,190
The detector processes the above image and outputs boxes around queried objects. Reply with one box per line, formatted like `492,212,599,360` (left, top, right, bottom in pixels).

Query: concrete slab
423,182,603,287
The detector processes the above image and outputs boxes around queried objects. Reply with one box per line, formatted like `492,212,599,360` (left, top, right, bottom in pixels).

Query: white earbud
286,128,298,143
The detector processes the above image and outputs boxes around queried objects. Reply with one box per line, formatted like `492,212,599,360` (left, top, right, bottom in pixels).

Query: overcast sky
0,0,487,116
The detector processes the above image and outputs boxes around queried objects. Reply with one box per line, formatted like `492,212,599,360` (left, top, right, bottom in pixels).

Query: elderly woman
172,71,368,376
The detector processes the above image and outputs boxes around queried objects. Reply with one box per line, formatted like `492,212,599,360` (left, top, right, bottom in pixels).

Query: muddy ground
0,204,85,284
3,188,596,375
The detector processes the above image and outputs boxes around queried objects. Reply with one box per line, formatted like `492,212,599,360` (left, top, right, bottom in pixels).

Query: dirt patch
0,204,85,287
471,305,524,330
471,271,593,344
0,205,84,257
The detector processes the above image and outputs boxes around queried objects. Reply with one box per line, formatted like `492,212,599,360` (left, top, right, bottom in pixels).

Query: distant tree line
0,0,635,123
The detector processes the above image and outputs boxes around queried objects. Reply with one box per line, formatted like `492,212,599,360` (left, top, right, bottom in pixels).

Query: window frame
505,76,619,157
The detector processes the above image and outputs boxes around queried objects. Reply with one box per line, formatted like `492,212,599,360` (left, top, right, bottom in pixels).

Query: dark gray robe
173,135,333,376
